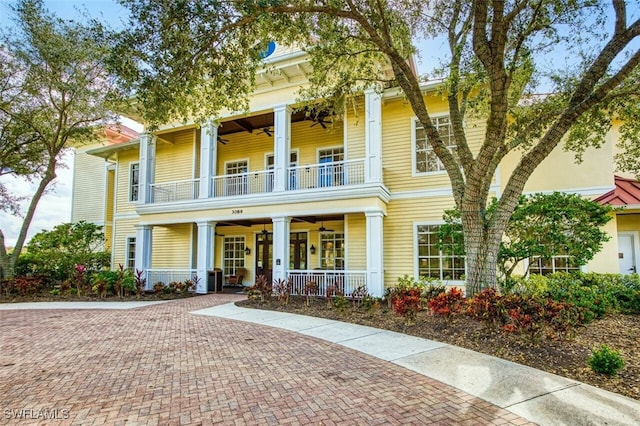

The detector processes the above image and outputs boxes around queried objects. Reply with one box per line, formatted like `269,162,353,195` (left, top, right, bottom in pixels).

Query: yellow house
76,45,640,295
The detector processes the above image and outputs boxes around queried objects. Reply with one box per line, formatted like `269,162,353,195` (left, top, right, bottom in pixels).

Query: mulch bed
237,296,640,401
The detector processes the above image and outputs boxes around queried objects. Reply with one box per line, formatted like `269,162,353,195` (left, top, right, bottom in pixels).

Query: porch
148,158,366,204
143,268,368,298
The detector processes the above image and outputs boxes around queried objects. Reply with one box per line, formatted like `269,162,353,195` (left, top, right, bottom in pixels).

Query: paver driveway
0,294,532,425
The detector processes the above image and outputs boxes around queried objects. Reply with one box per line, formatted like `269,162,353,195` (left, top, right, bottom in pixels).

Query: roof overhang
86,138,140,159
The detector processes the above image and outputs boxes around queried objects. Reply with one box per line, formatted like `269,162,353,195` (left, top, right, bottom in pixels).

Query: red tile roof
595,176,640,206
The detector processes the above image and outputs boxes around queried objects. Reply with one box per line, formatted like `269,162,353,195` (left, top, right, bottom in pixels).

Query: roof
594,176,640,206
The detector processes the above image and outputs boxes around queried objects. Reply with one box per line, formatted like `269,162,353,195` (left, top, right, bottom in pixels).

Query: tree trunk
0,160,57,279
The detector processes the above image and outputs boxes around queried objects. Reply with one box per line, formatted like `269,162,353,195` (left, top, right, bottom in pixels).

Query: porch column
134,225,153,290
195,220,216,294
273,104,292,192
199,121,218,199
364,87,382,184
365,211,384,297
138,133,156,204
272,216,291,283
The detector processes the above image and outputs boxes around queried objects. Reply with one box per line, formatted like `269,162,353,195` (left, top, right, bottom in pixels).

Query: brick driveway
0,295,532,425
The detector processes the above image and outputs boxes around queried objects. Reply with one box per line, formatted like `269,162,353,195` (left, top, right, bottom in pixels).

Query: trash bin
207,269,223,292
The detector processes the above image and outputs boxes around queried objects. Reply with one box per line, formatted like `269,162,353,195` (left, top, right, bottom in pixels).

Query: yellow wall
383,196,457,285
114,149,140,214
155,129,196,183
151,223,193,268
346,214,366,270
112,218,138,267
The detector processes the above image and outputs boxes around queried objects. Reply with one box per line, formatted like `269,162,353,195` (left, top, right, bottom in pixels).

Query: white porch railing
212,170,274,197
286,270,367,297
288,159,365,190
150,179,199,203
146,158,367,204
146,269,198,289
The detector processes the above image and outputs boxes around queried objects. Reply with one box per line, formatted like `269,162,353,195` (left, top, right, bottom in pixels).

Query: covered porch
134,211,385,297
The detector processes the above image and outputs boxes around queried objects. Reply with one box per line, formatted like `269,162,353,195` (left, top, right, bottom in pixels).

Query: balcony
147,158,366,204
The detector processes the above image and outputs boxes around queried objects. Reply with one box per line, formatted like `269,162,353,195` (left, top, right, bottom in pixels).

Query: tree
0,0,122,278
439,193,614,281
112,0,639,294
17,221,111,283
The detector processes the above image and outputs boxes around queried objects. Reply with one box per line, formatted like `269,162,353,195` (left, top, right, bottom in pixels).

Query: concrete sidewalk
193,302,640,426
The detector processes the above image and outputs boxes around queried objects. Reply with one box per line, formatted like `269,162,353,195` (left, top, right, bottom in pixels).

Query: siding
383,196,457,286
346,214,366,270
72,150,106,223
112,218,138,267
151,223,193,268
345,100,365,159
114,150,140,214
155,129,195,183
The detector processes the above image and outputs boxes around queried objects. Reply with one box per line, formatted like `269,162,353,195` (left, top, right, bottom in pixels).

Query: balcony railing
146,158,367,204
150,179,199,203
289,159,365,190
287,269,367,297
212,169,273,197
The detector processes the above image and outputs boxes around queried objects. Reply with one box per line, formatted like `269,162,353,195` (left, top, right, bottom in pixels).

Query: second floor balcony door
226,161,248,196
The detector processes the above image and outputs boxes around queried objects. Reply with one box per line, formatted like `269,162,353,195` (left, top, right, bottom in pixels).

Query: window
318,148,344,187
223,236,246,275
320,233,344,270
267,152,298,190
529,254,580,276
417,224,465,280
225,161,248,195
414,116,455,173
125,237,136,270
129,163,140,202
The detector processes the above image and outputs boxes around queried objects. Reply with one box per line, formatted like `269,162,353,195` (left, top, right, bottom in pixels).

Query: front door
618,233,637,274
290,232,308,270
256,232,273,281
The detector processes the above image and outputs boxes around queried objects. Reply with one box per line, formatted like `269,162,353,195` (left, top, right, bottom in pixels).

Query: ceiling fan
309,110,333,129
261,224,270,234
217,136,229,145
261,127,273,137
317,221,334,232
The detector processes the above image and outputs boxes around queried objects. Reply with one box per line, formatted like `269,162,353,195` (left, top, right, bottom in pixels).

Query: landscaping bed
237,295,640,401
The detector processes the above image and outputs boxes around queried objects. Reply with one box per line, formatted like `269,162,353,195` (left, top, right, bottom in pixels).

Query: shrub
351,285,368,307
332,295,350,313
273,278,292,305
303,279,318,306
247,275,272,302
589,345,625,376
153,282,165,295
133,269,147,299
428,287,465,318
466,288,504,326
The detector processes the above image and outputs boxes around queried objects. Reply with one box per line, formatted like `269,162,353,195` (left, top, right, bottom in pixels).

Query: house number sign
232,209,243,214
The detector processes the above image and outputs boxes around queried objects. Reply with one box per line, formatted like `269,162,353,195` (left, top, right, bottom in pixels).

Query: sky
0,0,138,247
0,0,443,248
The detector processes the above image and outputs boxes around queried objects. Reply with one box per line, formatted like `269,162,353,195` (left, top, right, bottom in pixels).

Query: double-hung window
529,252,580,276
125,237,136,270
223,236,246,275
414,116,456,174
129,163,140,202
318,148,344,187
417,224,465,280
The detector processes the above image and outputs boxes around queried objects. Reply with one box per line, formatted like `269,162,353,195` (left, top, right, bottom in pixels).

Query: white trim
136,184,390,216
224,158,250,174
522,186,615,197
70,150,79,221
392,184,501,200
316,145,345,162
114,213,141,220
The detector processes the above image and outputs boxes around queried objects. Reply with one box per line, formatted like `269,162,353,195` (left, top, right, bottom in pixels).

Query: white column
364,87,382,183
138,133,156,204
272,216,291,283
134,225,153,290
273,104,292,192
365,211,384,297
195,220,216,294
199,121,218,199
